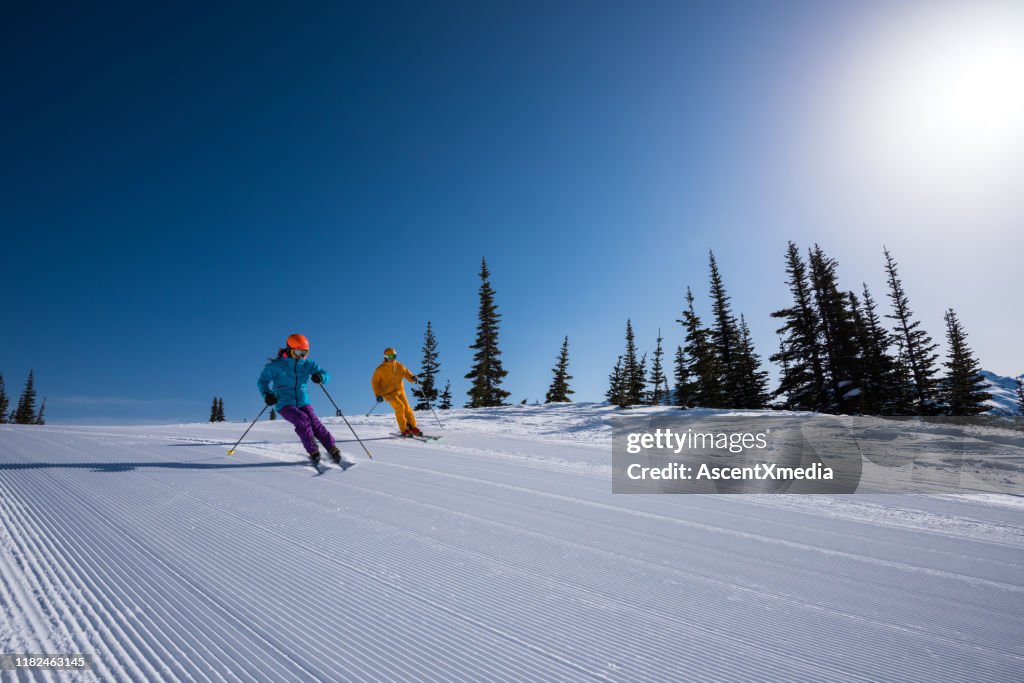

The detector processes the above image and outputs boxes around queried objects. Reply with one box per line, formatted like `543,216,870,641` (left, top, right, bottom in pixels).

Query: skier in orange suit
371,347,422,436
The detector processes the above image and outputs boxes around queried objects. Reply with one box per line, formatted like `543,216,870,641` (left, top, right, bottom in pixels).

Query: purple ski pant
279,404,336,455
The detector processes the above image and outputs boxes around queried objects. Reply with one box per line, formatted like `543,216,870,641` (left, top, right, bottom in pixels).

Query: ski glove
264,392,278,405
376,395,383,403
311,372,323,384
410,375,419,384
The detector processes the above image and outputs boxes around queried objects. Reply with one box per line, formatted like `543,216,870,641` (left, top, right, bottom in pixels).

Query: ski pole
320,384,373,460
425,394,445,430
366,400,379,417
227,404,269,455
411,374,444,430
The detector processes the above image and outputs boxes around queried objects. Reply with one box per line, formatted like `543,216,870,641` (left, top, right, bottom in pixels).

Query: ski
333,458,356,471
391,432,442,442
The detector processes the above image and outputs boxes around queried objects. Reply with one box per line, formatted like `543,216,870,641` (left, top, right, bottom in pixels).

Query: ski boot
409,426,424,437
308,449,322,468
328,446,356,471
401,429,414,438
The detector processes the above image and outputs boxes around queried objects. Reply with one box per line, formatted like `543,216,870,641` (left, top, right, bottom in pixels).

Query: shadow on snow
0,460,311,473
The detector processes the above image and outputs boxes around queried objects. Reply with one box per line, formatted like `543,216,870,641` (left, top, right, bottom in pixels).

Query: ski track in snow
0,405,1022,682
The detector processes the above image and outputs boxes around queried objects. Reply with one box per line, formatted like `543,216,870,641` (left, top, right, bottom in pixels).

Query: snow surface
1,404,1023,681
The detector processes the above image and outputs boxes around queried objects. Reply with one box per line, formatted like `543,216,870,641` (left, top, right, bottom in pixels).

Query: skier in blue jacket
258,334,353,468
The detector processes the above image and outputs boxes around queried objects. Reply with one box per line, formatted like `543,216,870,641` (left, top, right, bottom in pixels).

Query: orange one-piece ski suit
371,359,418,432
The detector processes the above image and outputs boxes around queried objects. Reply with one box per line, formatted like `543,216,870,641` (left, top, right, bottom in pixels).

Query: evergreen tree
621,320,643,405
884,248,941,414
672,345,689,408
648,330,667,406
606,356,628,408
210,397,219,423
707,251,741,403
35,398,46,425
676,287,722,408
269,408,276,420
0,373,8,424
848,285,899,414
412,321,441,410
733,315,770,408
808,245,862,413
890,339,916,416
545,336,574,403
465,258,510,407
635,353,648,405
770,242,827,411
13,370,37,425
439,380,453,410
218,398,226,422
1016,378,1024,417
776,336,789,383
940,309,992,416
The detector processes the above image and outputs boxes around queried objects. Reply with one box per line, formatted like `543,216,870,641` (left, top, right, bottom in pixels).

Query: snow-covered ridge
981,369,1024,416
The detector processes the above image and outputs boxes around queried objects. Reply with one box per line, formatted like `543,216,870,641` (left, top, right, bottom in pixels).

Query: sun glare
825,1,1024,207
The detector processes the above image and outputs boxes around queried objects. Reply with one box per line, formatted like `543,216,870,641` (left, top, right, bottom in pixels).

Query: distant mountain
980,370,1024,416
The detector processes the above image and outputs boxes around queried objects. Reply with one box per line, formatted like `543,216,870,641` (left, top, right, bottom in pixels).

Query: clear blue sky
3,1,1021,423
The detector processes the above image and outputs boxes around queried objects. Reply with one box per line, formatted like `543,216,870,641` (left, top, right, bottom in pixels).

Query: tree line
382,248,1007,417
10,246,1013,424
0,370,46,425
605,245,995,416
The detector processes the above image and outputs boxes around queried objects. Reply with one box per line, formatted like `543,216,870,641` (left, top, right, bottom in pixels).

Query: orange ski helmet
287,334,310,350
383,347,397,359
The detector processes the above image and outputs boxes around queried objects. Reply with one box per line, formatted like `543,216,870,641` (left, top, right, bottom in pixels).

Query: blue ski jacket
257,356,330,410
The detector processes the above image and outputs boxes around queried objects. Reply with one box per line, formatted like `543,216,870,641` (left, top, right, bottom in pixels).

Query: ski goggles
385,353,397,361
291,348,309,358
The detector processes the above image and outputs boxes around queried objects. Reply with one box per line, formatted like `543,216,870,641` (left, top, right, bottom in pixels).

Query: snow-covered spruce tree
210,398,219,423
648,330,667,406
412,321,441,410
707,251,742,406
733,315,770,408
883,248,941,414
269,407,276,420
606,355,628,408
940,309,991,416
218,398,227,422
676,286,722,408
848,286,897,415
35,398,46,425
1016,378,1024,416
0,373,8,424
770,243,827,411
439,380,453,410
545,336,574,403
13,370,38,425
465,258,510,407
808,245,863,413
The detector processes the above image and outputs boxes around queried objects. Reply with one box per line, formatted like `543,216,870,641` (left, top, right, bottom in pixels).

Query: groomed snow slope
1,404,1023,682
